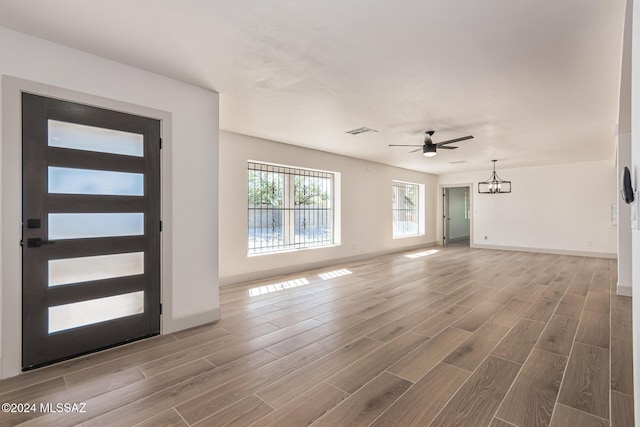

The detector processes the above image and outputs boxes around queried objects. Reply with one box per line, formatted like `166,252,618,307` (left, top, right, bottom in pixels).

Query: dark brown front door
22,93,161,370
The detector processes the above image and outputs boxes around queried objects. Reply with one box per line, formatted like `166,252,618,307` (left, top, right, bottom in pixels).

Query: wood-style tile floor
0,246,634,426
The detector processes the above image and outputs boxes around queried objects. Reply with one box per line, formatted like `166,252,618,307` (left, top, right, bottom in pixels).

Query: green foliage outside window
248,171,330,207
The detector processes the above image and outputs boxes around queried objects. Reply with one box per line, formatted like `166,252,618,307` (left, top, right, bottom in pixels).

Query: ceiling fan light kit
388,130,473,158
478,160,511,194
423,144,437,157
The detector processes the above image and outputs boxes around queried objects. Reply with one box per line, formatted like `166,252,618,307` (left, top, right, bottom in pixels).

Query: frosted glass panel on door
49,252,144,287
48,291,144,333
48,167,144,196
49,213,144,240
48,120,144,157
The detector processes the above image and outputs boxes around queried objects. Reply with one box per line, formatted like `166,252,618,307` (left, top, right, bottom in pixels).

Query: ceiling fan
389,130,474,157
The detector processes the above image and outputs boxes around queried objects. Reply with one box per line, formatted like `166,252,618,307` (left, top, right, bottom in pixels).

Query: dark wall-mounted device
621,166,634,204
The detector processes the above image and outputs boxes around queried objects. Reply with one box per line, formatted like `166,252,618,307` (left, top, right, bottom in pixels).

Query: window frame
247,161,336,255
392,180,425,238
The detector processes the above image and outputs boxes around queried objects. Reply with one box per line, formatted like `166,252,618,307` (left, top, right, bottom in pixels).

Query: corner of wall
617,282,632,296
163,307,221,334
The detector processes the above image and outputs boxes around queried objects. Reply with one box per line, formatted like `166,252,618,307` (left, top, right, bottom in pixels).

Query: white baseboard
470,243,617,259
617,283,633,297
220,242,617,288
219,242,439,287
163,307,221,334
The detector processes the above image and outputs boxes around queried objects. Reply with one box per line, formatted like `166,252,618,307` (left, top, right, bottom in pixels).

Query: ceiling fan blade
389,144,423,147
409,148,422,153
436,135,474,146
438,146,458,150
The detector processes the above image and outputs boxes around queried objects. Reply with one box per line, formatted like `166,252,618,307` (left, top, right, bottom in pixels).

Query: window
248,162,335,254
392,180,422,237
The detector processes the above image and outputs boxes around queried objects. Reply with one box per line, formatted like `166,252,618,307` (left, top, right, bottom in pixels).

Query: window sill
247,244,340,257
392,233,425,240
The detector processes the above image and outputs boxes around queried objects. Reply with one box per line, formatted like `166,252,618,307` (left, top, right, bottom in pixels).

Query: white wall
631,0,640,422
219,131,438,285
618,131,633,296
0,27,219,378
438,161,618,257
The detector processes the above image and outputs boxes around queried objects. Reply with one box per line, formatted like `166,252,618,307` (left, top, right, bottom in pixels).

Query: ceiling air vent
345,127,378,135
449,160,467,164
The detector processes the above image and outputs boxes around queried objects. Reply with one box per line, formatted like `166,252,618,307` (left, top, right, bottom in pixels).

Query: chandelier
478,160,511,194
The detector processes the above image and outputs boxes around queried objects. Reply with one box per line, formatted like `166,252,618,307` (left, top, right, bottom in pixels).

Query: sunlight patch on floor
404,249,439,259
248,277,310,297
318,268,352,280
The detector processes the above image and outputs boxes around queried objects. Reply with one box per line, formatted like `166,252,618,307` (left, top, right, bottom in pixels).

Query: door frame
1,76,174,378
439,183,473,247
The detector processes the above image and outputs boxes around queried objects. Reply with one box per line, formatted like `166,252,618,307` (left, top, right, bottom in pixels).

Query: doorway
22,93,161,369
443,186,471,246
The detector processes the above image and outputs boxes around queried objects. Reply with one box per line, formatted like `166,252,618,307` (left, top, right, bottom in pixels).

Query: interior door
22,93,161,370
443,187,471,246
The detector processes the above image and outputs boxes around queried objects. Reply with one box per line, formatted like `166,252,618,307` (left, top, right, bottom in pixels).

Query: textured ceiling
0,0,626,174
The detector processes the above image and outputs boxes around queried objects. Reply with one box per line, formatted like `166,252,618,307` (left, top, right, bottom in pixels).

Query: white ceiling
0,0,626,174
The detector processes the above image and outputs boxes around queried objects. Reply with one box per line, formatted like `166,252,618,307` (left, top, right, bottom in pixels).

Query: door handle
27,238,56,248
